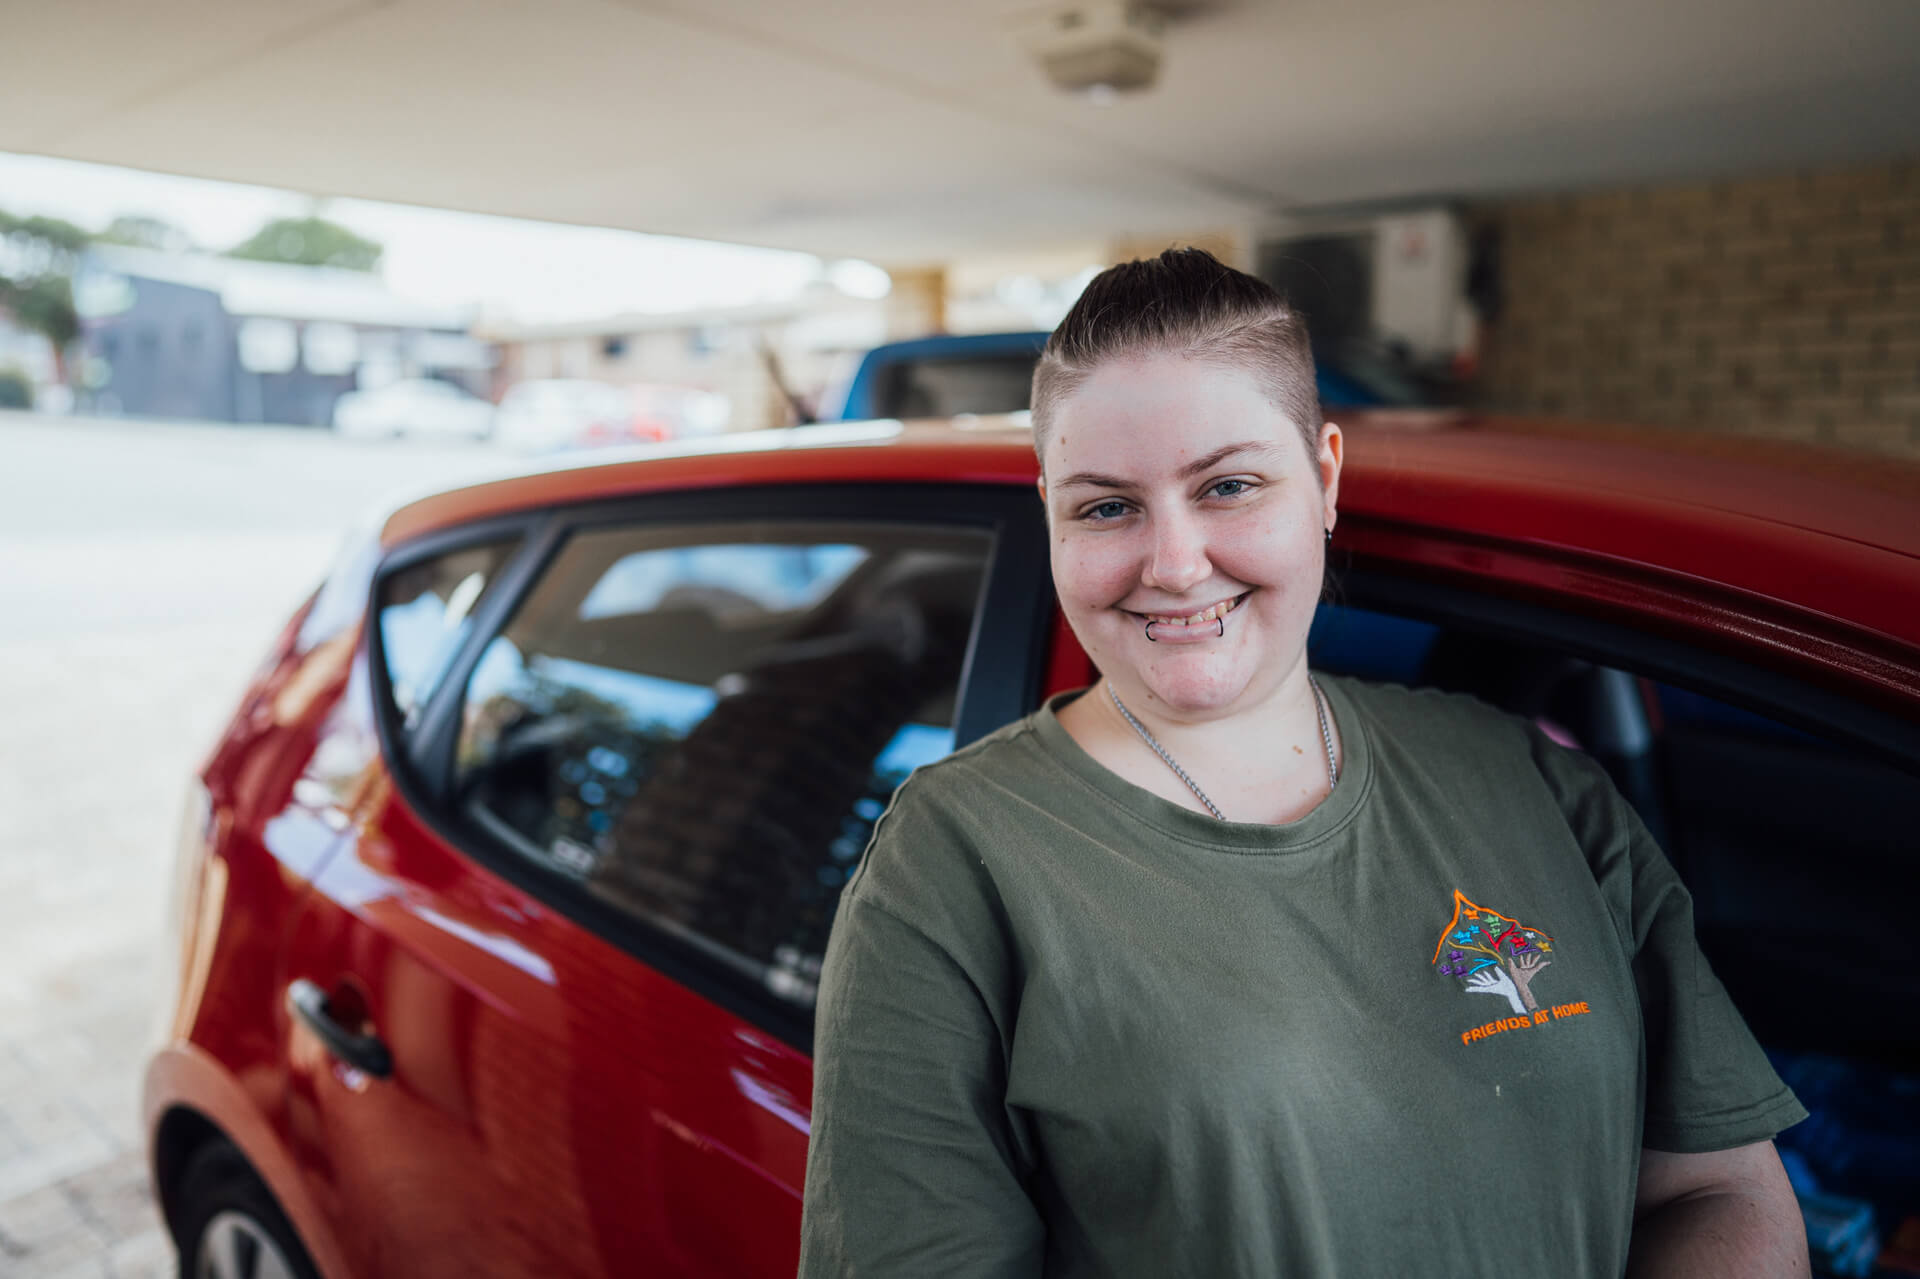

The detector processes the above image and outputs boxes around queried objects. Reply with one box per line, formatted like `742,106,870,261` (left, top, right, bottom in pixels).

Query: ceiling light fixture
1018,1,1165,97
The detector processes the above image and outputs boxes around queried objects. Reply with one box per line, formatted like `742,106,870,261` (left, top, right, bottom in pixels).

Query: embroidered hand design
1464,966,1527,1016
1505,950,1551,1013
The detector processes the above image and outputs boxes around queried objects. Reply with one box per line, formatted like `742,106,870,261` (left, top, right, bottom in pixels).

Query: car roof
379,411,1920,653
854,332,1051,361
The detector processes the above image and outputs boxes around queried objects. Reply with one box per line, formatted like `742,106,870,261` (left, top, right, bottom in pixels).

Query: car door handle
287,979,393,1079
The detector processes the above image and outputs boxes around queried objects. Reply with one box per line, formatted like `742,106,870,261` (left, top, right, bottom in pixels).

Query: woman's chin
1129,662,1253,717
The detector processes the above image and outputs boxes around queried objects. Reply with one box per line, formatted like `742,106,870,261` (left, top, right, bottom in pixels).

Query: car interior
436,522,991,1007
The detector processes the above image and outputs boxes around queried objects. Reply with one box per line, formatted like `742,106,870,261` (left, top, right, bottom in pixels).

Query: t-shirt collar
1030,674,1374,853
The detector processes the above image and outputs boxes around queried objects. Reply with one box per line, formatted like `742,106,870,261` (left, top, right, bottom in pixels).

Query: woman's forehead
1044,356,1302,468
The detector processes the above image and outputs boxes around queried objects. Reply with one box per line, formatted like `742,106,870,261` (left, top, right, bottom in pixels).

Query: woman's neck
1057,667,1344,825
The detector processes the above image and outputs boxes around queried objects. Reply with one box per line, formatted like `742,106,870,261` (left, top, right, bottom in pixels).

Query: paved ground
0,411,494,1277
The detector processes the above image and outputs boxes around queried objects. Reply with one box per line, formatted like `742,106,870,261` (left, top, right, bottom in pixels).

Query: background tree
227,215,382,272
0,210,91,382
1433,891,1555,1015
99,214,193,253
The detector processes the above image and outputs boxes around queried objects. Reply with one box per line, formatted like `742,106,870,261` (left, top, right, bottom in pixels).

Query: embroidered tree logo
1432,891,1554,1016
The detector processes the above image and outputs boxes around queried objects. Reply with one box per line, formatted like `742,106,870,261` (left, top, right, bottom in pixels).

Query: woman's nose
1143,510,1210,592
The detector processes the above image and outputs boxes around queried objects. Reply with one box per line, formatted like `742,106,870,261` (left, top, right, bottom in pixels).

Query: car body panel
278,793,755,1276
144,1043,356,1279
146,607,383,1279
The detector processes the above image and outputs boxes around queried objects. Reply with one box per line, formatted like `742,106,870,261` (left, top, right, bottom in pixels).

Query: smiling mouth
1132,591,1250,629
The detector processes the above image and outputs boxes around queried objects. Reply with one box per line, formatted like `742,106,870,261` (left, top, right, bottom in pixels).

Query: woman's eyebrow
1054,441,1287,492
1053,471,1132,491
1177,441,1287,478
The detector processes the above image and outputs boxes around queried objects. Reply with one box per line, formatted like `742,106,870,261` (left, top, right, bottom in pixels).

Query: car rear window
450,520,990,1008
874,354,1038,418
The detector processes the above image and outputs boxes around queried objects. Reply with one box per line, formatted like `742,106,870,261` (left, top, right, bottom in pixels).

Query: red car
146,414,1920,1278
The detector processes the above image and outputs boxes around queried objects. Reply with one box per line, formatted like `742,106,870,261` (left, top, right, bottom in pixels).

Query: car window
376,539,521,729
450,520,990,1009
876,354,1037,419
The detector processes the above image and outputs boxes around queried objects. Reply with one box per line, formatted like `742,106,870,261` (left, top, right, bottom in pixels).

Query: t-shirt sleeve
798,791,1044,1277
1530,732,1808,1154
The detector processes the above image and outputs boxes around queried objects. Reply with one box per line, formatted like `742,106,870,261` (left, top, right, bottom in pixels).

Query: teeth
1150,595,1241,626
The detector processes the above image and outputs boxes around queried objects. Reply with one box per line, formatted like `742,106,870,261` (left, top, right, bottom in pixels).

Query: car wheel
175,1139,321,1279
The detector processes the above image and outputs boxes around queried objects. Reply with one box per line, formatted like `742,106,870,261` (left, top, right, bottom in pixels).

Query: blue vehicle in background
823,330,1392,422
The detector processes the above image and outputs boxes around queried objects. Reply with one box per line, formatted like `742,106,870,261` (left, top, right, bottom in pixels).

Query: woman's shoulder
1324,671,1635,842
1323,671,1536,749
875,709,1063,831
839,710,1060,913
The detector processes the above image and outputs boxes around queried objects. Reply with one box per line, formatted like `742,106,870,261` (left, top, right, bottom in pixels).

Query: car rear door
279,482,1050,1278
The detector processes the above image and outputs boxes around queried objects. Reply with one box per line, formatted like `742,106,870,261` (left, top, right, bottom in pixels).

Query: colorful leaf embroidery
1432,890,1558,1016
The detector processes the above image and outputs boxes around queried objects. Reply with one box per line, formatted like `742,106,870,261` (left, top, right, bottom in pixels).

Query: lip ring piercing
1144,616,1226,640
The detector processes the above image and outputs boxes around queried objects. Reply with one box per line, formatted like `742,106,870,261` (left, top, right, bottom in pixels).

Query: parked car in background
821,330,1396,422
564,383,732,452
145,414,1920,1278
492,378,635,453
330,377,495,441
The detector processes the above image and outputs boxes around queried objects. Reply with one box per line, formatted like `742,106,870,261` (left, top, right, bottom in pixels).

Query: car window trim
403,515,569,793
366,481,1050,1052
361,512,556,786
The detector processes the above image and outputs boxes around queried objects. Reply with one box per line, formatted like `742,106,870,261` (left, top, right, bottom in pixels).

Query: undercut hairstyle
1031,247,1322,476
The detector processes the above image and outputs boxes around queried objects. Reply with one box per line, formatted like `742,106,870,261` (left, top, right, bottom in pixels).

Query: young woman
799,250,1808,1277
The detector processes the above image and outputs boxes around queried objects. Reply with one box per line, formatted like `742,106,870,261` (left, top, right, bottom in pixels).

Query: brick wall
1471,160,1920,455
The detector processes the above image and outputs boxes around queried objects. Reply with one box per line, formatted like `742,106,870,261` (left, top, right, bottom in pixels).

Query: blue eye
1087,500,1129,521
1210,479,1249,498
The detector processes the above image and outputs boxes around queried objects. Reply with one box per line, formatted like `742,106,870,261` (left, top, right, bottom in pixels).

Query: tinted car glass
876,355,1037,418
376,539,520,728
452,521,990,1006
1649,681,1919,1065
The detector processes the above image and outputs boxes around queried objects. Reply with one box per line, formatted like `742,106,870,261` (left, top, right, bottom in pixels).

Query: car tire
175,1138,322,1279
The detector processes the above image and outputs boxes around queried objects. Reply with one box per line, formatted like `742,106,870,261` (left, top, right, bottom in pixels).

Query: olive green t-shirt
799,676,1804,1278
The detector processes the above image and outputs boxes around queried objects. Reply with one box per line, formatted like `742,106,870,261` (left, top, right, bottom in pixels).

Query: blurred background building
74,245,491,425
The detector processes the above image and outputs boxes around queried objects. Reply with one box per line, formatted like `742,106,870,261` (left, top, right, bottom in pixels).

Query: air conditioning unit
1256,208,1472,367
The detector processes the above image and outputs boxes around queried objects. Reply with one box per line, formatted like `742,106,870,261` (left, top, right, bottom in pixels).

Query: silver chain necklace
1108,677,1337,822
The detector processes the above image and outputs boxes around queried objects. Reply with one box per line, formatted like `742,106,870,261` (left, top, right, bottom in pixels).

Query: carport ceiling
6,0,1918,261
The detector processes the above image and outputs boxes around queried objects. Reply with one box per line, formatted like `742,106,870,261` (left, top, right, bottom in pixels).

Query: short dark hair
1032,247,1321,473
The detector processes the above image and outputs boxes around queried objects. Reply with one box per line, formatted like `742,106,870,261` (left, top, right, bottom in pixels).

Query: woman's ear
1318,422,1344,530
